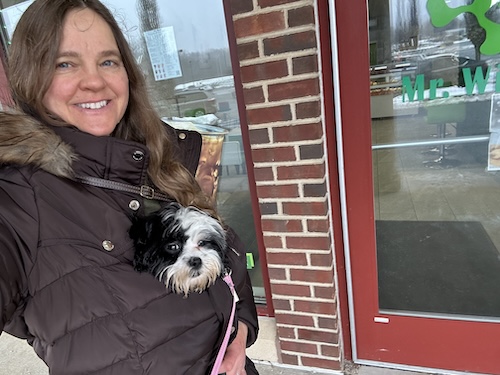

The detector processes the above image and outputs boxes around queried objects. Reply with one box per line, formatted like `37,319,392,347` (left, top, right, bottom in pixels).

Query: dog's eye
167,243,180,251
198,240,207,247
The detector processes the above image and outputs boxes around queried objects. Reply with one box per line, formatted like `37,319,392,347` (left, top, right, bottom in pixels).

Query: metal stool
424,103,466,169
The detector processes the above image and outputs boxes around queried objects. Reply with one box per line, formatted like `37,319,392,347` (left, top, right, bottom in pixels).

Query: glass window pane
0,0,265,303
369,0,500,319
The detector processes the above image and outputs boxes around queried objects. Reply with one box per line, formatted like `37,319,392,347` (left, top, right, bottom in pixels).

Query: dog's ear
129,214,156,246
158,202,181,225
130,213,164,272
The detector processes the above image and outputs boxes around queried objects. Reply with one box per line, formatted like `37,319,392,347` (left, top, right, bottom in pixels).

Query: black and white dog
129,202,228,296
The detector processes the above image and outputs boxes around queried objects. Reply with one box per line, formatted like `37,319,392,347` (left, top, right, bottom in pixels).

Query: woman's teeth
78,100,108,109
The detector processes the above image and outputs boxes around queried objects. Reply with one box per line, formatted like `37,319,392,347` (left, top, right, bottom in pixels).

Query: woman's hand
218,321,248,375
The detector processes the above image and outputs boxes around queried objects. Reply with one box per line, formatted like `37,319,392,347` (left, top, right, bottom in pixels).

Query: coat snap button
102,240,115,251
178,132,187,140
133,150,144,161
129,200,140,211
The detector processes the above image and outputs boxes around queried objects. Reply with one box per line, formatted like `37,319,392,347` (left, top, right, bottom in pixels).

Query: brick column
228,0,341,371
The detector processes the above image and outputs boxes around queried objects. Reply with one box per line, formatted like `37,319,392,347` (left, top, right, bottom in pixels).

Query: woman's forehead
58,8,119,54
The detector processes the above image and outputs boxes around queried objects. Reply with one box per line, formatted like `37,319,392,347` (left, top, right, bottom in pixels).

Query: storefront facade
225,0,500,374
1,0,500,374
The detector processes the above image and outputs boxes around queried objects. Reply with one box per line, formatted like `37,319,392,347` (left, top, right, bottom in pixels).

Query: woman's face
42,8,129,136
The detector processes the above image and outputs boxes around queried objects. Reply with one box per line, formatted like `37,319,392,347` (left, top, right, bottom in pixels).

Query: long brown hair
8,0,214,214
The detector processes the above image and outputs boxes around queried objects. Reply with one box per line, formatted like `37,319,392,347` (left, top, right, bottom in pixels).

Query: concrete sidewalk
254,362,428,375
1,333,47,375
0,332,426,375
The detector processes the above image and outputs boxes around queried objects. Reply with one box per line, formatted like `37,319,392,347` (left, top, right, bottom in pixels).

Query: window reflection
369,0,500,318
0,0,265,303
105,0,265,302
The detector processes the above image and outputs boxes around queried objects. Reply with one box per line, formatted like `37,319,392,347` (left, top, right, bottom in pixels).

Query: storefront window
0,0,265,303
369,0,500,318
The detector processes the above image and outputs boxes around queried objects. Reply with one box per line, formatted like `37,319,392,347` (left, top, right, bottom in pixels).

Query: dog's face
130,202,227,296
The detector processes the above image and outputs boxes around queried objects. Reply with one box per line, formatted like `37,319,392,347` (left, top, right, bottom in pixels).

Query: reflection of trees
136,0,176,117
465,1,500,60
464,0,485,60
175,49,233,85
369,0,391,63
134,1,233,117
392,0,420,49
137,0,160,30
464,13,485,60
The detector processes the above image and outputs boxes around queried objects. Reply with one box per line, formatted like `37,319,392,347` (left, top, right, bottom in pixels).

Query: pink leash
210,273,238,375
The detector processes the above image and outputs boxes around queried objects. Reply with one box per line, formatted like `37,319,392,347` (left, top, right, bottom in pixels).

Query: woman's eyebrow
56,49,122,59
56,51,79,59
98,50,122,59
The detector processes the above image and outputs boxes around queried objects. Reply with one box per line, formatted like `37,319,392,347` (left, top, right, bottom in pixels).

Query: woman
0,0,259,374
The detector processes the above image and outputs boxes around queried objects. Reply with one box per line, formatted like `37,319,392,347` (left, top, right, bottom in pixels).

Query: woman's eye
56,62,71,69
102,59,122,68
101,60,115,67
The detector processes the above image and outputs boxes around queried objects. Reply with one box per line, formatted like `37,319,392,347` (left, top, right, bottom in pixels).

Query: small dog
129,202,228,296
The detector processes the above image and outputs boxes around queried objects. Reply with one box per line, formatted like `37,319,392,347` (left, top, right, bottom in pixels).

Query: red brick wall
227,0,341,371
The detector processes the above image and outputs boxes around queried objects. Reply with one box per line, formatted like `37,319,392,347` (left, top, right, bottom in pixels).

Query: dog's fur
130,202,228,296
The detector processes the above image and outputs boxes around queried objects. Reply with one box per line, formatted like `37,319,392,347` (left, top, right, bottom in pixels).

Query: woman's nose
79,67,106,90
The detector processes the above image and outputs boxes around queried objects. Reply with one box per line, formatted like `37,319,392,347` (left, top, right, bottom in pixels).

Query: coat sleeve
225,226,259,347
0,169,37,336
0,224,29,333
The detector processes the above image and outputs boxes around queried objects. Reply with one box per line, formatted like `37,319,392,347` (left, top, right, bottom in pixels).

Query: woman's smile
76,100,109,110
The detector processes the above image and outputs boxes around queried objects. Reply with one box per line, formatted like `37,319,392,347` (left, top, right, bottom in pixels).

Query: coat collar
0,111,149,186
51,125,150,186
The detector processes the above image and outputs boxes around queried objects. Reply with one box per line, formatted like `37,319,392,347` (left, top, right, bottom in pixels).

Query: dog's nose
188,257,202,269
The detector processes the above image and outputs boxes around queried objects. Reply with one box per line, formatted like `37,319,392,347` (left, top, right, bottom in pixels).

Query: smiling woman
1,0,266,307
0,0,259,374
42,8,129,136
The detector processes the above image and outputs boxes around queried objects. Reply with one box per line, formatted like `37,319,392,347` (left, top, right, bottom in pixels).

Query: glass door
333,0,500,373
371,0,500,321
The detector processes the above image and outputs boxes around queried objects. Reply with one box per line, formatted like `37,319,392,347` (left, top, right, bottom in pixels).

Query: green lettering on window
402,74,425,103
462,66,491,95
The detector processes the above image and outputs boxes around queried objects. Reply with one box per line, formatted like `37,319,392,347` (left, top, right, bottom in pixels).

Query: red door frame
317,0,353,360
327,0,500,373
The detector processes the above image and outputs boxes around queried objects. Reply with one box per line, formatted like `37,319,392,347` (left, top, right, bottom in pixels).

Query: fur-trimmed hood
0,111,204,180
0,111,76,178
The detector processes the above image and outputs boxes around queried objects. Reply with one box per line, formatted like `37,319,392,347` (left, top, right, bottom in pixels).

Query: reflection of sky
444,0,500,6
103,0,229,53
1,0,33,41
2,0,229,53
389,0,500,25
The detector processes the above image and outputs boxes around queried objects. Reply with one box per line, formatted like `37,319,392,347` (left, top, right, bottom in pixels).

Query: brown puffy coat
0,112,258,374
